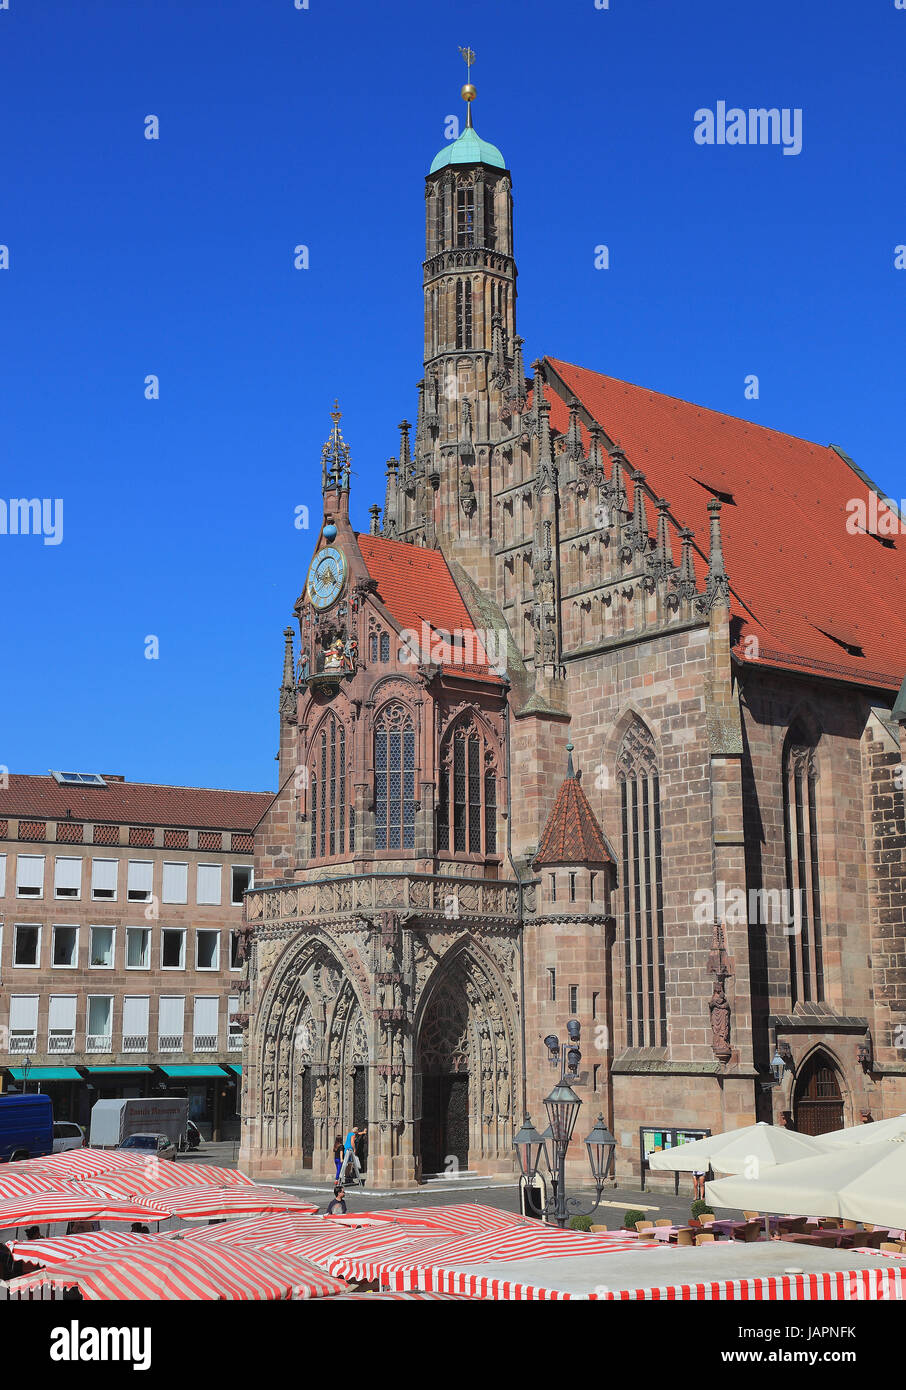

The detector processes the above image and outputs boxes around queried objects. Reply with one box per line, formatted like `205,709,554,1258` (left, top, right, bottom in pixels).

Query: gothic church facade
238,88,906,1187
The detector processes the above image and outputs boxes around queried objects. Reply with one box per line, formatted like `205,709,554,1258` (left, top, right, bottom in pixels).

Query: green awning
83,1066,153,1074
224,1064,242,1076
158,1066,227,1079
7,1066,82,1081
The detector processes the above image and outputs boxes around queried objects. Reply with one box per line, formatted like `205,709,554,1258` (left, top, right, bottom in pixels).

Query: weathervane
459,46,476,128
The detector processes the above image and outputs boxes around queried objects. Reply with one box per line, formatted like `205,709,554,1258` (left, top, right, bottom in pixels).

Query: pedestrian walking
333,1134,345,1183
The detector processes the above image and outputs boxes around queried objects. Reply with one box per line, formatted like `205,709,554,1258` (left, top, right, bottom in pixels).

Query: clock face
306,545,347,611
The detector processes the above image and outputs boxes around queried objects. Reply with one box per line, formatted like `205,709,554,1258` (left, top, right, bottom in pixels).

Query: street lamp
513,1115,546,1186
21,1056,31,1093
585,1113,617,1186
515,1021,616,1228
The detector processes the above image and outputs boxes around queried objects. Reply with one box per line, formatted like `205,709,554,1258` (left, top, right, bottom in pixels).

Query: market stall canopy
815,1112,906,1148
8,1241,347,1300
707,1135,906,1226
647,1121,825,1173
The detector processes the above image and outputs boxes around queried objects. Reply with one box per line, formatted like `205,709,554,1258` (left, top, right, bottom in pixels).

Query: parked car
0,1093,54,1162
52,1120,86,1154
118,1132,178,1161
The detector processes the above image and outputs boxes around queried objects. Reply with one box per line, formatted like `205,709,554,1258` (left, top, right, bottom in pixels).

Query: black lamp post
514,1021,617,1228
21,1055,31,1094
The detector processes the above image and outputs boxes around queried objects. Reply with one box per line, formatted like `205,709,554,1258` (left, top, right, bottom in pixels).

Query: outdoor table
779,1231,839,1248
706,1219,742,1237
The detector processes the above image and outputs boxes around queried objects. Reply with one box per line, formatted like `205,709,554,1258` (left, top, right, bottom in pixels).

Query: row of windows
6,993,242,1054
306,708,500,863
0,923,244,973
0,855,251,906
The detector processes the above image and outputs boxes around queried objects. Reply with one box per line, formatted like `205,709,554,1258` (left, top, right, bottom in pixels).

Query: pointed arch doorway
793,1050,844,1136
417,983,470,1175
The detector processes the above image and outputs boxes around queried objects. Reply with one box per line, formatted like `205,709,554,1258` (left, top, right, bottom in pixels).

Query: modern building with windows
0,773,271,1137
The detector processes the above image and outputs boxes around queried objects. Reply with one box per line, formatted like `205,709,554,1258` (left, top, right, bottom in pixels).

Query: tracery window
783,723,824,1005
455,279,472,349
436,717,498,857
308,713,354,861
456,187,475,248
617,718,666,1048
374,703,416,851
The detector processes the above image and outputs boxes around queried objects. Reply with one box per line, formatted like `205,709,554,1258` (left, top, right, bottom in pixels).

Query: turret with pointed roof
533,745,614,870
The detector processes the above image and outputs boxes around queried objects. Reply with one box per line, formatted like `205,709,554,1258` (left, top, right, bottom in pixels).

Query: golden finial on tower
459,46,476,127
330,398,341,425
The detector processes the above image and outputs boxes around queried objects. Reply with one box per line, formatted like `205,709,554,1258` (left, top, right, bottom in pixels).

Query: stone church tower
239,70,906,1187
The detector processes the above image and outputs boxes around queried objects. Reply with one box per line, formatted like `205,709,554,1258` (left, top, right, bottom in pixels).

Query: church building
238,73,906,1187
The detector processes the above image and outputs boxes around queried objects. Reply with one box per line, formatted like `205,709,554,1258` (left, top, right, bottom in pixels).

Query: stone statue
312,1078,327,1118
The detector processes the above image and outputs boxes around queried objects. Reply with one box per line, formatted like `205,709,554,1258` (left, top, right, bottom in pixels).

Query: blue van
0,1093,54,1161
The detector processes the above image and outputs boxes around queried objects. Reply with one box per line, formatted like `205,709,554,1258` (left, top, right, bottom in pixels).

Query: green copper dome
429,125,506,173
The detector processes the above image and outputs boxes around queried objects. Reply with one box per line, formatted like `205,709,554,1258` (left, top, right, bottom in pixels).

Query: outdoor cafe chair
635,1220,655,1233
676,1229,696,1247
695,1232,716,1245
654,1219,672,1226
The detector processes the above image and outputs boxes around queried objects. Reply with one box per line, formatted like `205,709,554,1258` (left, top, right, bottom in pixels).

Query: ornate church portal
240,887,526,1186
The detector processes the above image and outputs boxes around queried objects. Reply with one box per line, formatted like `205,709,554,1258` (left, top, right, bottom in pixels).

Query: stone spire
368,504,381,536
629,470,650,555
705,498,731,610
279,626,296,719
510,335,527,411
563,398,585,469
676,527,698,605
320,401,351,495
398,420,412,480
383,458,399,538
648,498,672,582
490,313,507,386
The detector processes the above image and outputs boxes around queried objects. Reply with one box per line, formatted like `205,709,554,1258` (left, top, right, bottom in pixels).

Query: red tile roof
533,767,614,868
545,358,906,693
0,776,273,831
355,533,502,682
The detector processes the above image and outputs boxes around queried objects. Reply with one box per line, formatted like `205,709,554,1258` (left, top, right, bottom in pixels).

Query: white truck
89,1097,190,1149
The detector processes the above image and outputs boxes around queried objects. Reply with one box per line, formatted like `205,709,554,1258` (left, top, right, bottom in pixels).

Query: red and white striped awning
141,1184,318,1219
9,1243,349,1300
375,1263,906,1301
71,1164,255,1198
167,1214,332,1246
6,1230,164,1267
0,1192,171,1227
352,1204,530,1235
379,1232,662,1290
0,1170,74,1200
11,1150,158,1181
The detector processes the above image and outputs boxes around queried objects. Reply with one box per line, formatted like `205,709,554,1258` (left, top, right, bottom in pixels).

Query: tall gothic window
309,713,353,861
456,187,475,247
617,719,666,1048
783,723,824,1005
455,279,472,349
437,717,498,857
484,194,496,249
374,703,416,851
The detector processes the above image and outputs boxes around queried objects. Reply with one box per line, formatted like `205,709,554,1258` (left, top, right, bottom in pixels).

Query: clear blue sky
2,0,903,792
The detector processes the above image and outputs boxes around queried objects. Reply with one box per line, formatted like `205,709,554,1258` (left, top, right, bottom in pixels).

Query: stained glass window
374,704,416,852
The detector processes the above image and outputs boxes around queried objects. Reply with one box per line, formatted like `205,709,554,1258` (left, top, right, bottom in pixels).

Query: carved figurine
323,637,345,671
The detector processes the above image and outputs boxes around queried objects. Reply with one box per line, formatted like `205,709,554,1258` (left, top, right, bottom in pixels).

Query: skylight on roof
51,771,108,786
